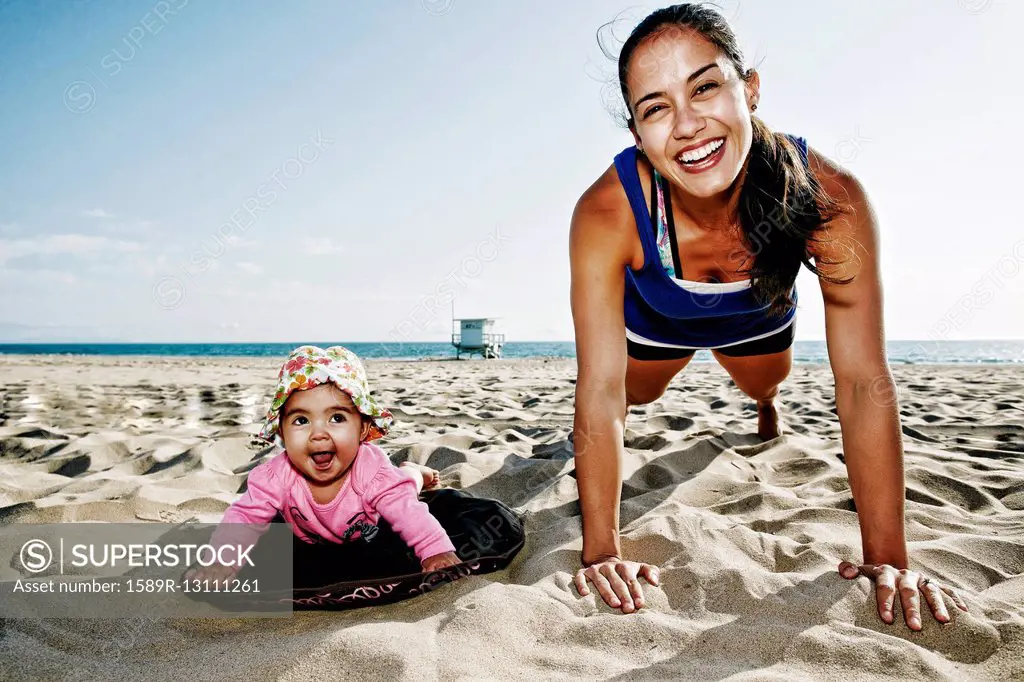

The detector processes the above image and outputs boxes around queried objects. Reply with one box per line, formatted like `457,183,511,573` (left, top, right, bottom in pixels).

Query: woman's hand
421,551,461,572
839,561,968,630
573,556,660,614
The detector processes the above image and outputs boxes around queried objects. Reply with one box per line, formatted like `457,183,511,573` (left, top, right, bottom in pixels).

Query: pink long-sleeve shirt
213,442,455,562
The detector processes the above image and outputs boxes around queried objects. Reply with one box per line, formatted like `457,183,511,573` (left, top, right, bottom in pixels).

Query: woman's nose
672,104,705,139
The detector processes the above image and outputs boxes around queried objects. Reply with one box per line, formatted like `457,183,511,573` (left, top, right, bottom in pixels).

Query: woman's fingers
897,570,923,631
857,563,880,578
919,578,951,624
588,568,620,609
843,561,967,627
601,564,635,613
573,569,590,597
872,565,897,624
615,563,645,610
638,563,660,587
838,561,860,580
574,560,662,613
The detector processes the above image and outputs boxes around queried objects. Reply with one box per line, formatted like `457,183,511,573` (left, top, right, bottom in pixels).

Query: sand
0,354,1022,681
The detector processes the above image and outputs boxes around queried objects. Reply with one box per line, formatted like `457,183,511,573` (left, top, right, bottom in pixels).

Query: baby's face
279,384,370,487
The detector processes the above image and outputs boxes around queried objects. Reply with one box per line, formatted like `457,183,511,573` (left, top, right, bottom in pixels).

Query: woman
568,4,968,629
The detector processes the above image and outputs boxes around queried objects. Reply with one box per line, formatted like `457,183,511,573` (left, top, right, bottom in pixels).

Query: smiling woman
568,3,969,629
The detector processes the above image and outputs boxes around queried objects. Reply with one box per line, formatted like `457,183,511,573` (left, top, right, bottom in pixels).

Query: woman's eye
694,82,719,96
642,104,664,119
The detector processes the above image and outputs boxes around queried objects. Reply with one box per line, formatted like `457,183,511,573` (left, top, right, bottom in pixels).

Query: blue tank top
615,136,807,349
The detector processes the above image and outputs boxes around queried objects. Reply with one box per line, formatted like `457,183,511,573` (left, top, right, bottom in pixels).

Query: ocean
0,340,1022,364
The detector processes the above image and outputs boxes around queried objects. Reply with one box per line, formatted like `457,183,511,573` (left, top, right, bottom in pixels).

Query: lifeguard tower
451,317,505,360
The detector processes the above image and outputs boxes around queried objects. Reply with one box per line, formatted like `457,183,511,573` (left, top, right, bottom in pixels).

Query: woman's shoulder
805,144,869,209
803,143,876,269
574,162,632,224
570,162,639,265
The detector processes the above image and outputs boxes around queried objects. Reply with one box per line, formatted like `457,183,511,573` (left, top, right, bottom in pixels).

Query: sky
0,0,1021,343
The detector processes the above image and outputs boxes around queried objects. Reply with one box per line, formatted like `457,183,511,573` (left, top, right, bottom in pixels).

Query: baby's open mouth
309,451,335,470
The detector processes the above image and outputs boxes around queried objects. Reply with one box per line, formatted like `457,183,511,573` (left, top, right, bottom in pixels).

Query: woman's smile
674,137,726,173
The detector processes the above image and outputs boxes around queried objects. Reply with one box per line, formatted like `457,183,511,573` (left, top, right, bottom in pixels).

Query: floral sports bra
650,169,678,278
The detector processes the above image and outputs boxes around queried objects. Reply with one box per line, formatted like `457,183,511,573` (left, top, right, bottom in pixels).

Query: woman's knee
625,385,663,406
741,381,781,402
624,355,691,406
718,352,792,401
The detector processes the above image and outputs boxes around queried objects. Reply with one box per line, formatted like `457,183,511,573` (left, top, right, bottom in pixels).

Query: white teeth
677,139,723,163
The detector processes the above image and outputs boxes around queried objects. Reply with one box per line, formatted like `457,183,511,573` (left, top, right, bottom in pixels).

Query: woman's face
626,27,757,200
280,384,370,487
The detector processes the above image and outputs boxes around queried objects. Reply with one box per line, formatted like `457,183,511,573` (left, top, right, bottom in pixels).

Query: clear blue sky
1,0,1020,343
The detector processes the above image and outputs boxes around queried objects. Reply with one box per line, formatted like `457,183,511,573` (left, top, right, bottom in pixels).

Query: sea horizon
1,339,1023,364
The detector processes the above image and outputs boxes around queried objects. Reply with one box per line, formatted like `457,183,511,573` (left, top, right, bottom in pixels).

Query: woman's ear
744,69,761,111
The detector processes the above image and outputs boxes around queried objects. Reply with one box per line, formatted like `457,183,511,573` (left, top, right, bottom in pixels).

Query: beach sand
0,354,1022,681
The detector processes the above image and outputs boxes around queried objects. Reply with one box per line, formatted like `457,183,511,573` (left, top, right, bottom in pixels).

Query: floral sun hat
259,345,394,445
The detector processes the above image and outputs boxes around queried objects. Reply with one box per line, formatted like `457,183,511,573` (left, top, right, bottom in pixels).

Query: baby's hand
183,562,238,585
421,551,461,572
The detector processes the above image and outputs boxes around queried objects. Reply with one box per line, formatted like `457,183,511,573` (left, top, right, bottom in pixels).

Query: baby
186,345,460,582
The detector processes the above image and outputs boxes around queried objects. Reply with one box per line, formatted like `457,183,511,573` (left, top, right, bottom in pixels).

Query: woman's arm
808,151,908,567
569,172,633,566
808,149,967,628
569,169,661,615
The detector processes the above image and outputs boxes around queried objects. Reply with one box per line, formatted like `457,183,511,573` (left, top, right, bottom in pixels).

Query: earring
636,144,645,154
751,103,758,112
